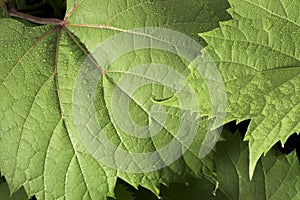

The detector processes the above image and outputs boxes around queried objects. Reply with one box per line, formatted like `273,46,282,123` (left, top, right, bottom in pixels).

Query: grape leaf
0,0,231,199
215,132,300,200
187,0,300,178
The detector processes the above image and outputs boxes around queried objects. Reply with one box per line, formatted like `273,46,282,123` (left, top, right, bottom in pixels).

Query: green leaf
215,132,300,200
0,20,115,199
65,0,231,49
0,0,231,199
188,0,300,178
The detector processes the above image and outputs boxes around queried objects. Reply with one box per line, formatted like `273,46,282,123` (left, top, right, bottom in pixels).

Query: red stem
8,7,62,25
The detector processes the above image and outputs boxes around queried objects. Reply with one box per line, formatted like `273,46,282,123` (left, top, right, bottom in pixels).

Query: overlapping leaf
188,0,300,178
215,132,300,200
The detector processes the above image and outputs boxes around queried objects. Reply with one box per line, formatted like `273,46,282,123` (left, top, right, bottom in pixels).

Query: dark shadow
10,0,66,19
276,133,300,160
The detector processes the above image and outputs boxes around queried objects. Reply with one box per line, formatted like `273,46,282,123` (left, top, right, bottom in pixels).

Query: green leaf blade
193,0,300,178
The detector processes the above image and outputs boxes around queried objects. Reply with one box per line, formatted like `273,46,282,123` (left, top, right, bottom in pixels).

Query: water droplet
212,190,217,196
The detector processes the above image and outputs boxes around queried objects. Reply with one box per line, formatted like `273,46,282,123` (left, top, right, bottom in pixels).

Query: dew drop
212,190,217,196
